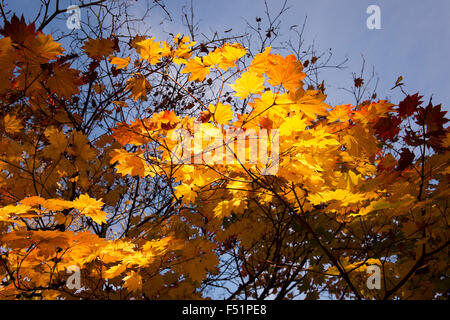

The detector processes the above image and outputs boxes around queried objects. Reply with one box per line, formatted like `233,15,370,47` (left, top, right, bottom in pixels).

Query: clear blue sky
4,0,449,109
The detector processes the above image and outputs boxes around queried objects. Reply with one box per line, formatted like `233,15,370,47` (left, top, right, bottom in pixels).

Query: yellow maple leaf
72,194,107,224
373,100,395,117
45,199,73,211
279,114,308,136
110,149,147,177
289,89,329,119
229,71,265,99
104,263,127,279
181,56,210,81
109,56,131,69
0,204,32,218
154,110,179,124
202,49,222,66
213,198,246,219
343,124,379,157
249,90,291,118
208,103,234,125
175,183,197,205
328,104,353,123
123,271,143,293
221,43,246,62
20,196,48,207
3,114,23,134
249,47,271,74
266,54,305,92
136,37,162,64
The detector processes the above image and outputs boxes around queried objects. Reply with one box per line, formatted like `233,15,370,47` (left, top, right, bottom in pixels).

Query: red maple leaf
374,115,401,141
0,14,37,45
396,148,415,171
397,93,423,118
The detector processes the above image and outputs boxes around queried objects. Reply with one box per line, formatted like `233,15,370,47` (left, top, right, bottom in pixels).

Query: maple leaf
415,99,448,132
396,148,415,171
266,54,305,92
249,90,291,119
104,263,127,279
112,100,129,108
357,197,415,216
30,230,73,258
374,115,401,141
171,35,195,64
109,56,131,69
398,93,423,118
208,103,234,125
20,196,48,207
136,37,162,64
93,82,105,94
181,56,210,82
198,110,212,123
343,124,379,157
229,71,265,99
308,189,366,206
82,38,115,60
377,153,397,171
328,104,353,123
279,114,308,136
32,33,64,61
45,199,73,211
73,194,107,224
353,102,383,124
175,183,197,205
249,47,271,74
71,130,97,161
0,37,14,87
42,127,68,159
46,64,82,100
126,73,151,101
202,48,223,67
3,114,23,134
0,14,37,45
110,149,147,177
154,110,179,124
221,43,246,63
373,100,395,117
354,77,364,88
259,116,273,130
0,204,32,222
289,89,328,119
123,271,143,293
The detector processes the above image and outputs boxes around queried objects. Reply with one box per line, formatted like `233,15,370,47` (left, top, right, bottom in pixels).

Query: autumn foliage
0,15,448,300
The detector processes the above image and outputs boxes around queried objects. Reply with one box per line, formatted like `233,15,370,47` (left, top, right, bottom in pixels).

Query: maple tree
0,10,448,301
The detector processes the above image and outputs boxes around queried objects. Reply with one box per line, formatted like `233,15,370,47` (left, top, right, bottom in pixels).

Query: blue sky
4,0,449,110
153,0,450,108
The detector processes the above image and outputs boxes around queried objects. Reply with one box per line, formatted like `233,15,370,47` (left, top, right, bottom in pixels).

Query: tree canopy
0,4,448,300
